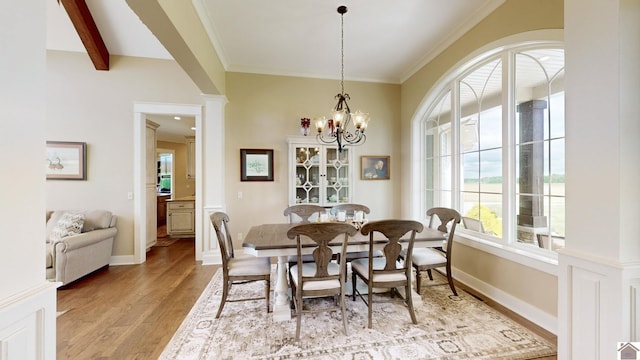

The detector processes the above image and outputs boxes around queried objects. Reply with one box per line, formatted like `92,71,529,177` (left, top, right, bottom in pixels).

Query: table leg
272,255,291,321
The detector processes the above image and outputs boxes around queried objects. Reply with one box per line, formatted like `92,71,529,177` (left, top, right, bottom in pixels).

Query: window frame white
410,30,564,275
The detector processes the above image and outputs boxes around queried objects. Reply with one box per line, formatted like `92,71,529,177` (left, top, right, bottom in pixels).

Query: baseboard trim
110,255,136,265
201,252,221,265
454,267,558,335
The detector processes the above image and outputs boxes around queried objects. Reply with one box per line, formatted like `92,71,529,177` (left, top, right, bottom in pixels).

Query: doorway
133,103,202,264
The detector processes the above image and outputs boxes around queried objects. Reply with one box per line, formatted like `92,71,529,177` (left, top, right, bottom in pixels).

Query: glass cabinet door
288,136,353,206
294,146,321,204
325,147,349,204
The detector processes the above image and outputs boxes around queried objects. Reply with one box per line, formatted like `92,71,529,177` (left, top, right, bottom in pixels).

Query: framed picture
361,155,390,180
240,149,274,181
46,141,87,180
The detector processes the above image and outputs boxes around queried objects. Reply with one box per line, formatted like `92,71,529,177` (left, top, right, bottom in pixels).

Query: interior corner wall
46,51,203,257
223,72,400,247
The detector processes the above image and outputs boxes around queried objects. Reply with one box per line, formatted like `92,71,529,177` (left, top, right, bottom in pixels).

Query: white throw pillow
49,213,85,242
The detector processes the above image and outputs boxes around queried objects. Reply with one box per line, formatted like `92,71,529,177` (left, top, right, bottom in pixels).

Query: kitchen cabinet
166,197,195,237
157,194,170,226
287,136,353,206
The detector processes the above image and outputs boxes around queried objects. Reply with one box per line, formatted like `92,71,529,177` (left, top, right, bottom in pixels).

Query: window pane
479,148,502,191
480,192,502,238
424,90,453,208
462,152,479,192
440,155,452,191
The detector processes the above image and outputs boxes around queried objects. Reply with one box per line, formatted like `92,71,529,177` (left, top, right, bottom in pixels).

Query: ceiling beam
60,0,109,70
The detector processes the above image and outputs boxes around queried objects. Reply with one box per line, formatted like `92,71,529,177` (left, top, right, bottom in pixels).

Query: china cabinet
287,136,353,206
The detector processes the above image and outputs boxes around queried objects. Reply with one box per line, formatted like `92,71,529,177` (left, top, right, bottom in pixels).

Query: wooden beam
60,0,109,70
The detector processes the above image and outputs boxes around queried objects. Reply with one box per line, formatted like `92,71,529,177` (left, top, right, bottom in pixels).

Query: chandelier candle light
314,5,369,152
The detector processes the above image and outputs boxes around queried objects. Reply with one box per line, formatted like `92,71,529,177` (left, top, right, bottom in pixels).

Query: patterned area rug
160,267,556,360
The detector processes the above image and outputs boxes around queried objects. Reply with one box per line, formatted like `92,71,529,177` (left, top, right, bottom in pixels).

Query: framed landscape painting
240,149,274,181
46,141,87,180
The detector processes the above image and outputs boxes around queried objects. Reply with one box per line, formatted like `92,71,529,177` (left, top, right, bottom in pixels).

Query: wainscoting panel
570,266,602,358
0,283,57,360
558,250,640,360
202,206,224,265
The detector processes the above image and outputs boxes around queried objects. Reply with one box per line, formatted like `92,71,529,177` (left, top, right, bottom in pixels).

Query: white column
201,94,227,264
561,0,640,358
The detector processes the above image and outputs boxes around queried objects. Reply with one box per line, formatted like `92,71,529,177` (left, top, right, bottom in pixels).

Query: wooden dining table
242,222,446,321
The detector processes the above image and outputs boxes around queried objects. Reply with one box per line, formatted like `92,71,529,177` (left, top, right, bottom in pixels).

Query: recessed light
174,116,181,120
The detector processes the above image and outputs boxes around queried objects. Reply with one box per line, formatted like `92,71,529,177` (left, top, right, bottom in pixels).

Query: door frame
133,102,202,263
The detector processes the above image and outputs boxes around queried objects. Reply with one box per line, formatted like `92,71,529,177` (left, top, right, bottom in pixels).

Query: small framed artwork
361,155,390,180
240,149,274,181
46,141,87,180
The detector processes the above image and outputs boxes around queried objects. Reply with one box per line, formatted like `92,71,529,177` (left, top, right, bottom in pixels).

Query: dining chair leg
295,291,302,341
351,272,357,301
445,263,458,296
340,292,349,336
426,269,434,280
265,279,271,312
215,278,230,319
406,283,417,324
415,267,422,295
367,285,373,329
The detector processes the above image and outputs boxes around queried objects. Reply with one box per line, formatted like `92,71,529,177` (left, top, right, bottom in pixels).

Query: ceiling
46,0,505,84
46,1,506,141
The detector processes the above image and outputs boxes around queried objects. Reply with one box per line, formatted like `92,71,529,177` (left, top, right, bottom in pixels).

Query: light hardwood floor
56,238,557,359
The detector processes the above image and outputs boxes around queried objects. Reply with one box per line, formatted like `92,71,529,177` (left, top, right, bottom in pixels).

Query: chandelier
314,5,369,152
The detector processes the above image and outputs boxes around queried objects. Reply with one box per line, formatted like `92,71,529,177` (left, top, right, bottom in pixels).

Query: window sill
455,230,558,276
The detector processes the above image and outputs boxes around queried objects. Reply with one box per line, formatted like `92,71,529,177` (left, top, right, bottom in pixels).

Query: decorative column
516,99,548,243
201,94,228,265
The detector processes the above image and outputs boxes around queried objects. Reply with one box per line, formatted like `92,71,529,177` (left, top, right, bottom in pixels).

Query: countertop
166,196,195,202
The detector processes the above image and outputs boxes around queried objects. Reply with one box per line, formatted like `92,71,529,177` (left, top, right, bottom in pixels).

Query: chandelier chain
340,11,344,95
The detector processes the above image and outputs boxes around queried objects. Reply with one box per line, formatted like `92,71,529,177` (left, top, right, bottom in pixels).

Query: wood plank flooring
56,238,557,359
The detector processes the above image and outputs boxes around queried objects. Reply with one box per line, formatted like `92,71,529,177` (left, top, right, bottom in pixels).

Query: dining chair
329,204,382,273
351,219,424,329
403,207,461,296
287,222,357,340
284,204,325,224
329,203,370,219
284,204,326,268
210,212,271,318
462,216,485,233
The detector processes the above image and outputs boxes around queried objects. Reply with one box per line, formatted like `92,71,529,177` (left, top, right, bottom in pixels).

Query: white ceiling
46,0,505,84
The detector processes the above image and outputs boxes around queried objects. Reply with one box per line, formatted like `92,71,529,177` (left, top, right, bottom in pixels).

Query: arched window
420,41,565,256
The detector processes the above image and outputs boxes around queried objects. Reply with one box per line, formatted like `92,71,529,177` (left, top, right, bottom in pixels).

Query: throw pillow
49,213,85,242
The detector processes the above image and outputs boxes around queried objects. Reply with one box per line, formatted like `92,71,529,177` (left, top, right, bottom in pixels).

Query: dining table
242,222,446,321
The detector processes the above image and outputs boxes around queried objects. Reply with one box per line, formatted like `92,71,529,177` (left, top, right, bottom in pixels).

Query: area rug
160,267,556,360
155,237,179,247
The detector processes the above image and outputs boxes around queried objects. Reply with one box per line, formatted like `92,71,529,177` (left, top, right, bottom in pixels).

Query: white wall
1,0,46,301
0,2,57,359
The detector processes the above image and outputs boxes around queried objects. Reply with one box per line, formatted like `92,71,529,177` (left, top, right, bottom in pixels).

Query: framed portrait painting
46,141,87,180
240,149,274,181
361,155,390,180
